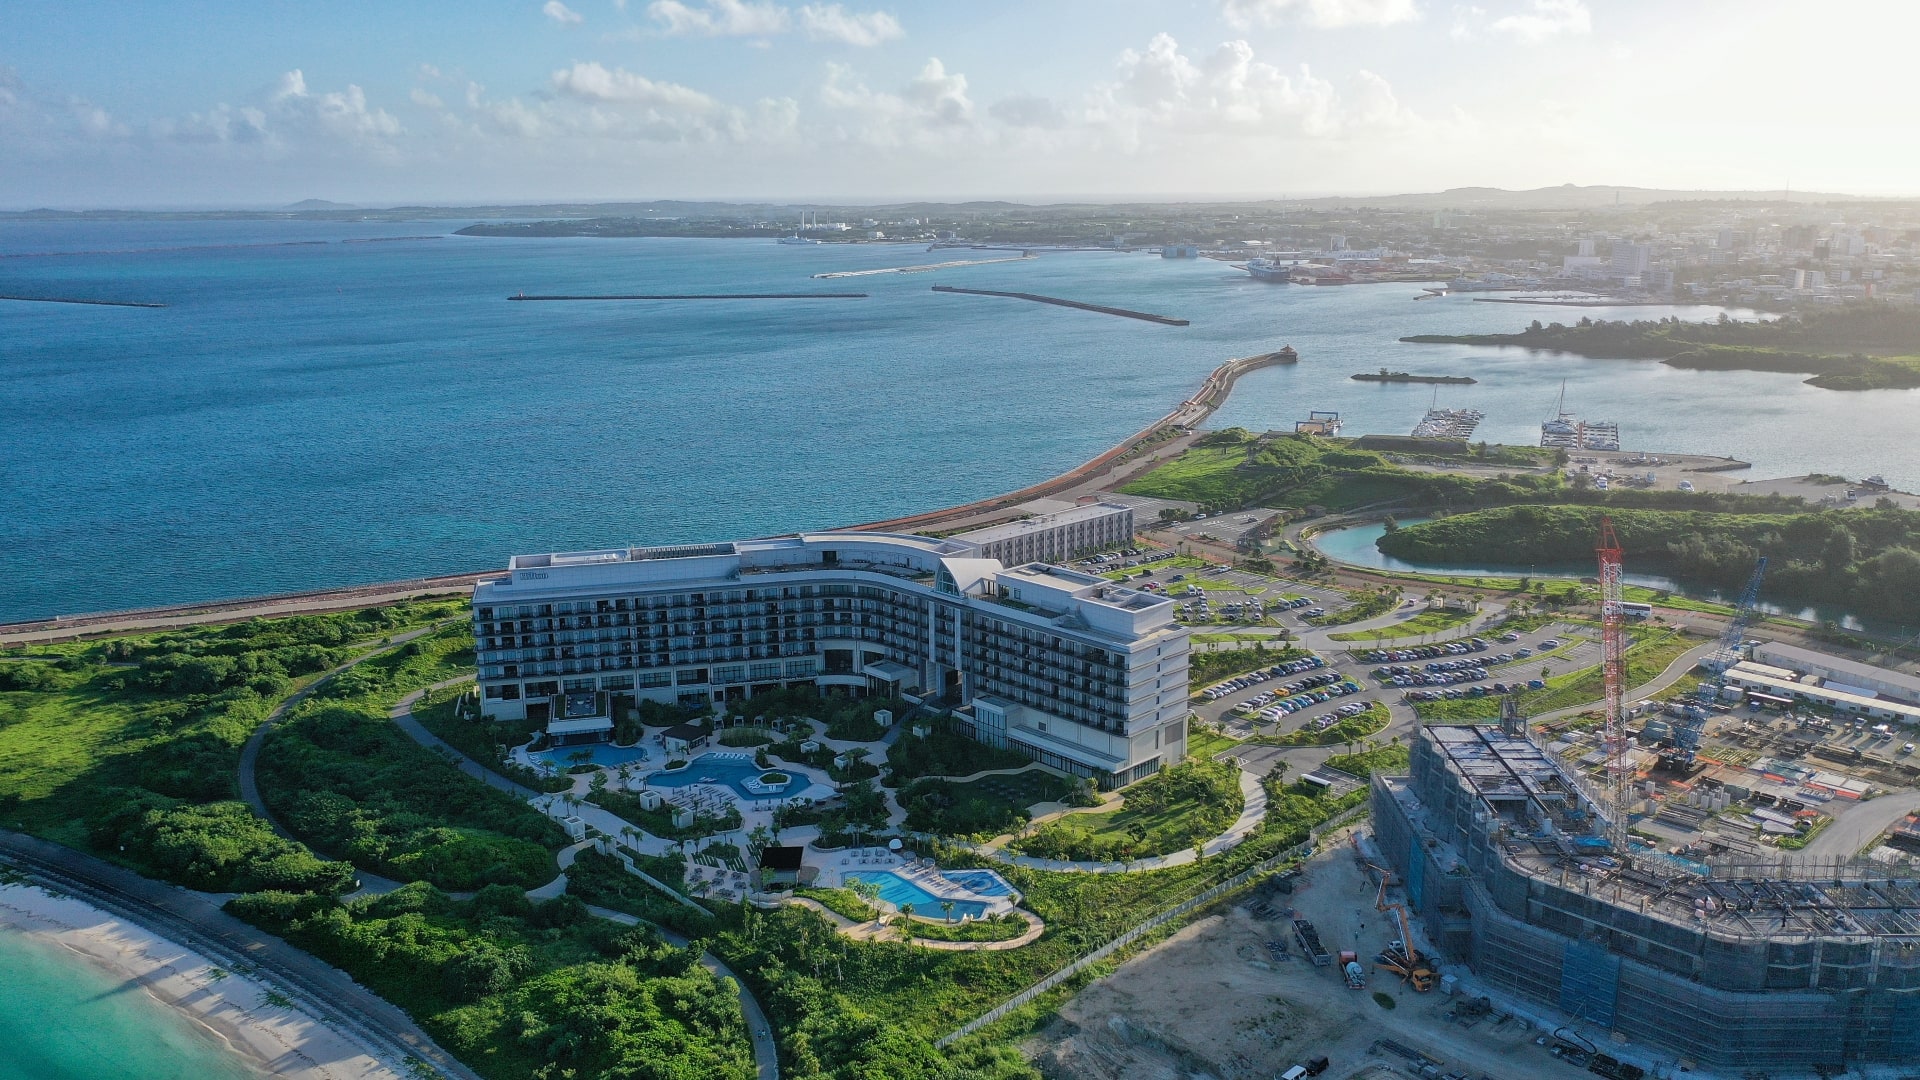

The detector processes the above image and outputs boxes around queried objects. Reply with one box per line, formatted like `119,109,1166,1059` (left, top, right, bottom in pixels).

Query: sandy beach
0,881,405,1080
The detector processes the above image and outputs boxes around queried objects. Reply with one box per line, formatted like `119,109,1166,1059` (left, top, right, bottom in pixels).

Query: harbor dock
1411,408,1484,439
930,285,1189,326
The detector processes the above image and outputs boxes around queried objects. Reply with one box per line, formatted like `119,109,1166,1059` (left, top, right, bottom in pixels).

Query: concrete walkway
974,766,1269,873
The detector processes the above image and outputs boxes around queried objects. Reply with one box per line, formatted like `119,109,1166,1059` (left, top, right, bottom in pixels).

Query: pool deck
825,854,1020,918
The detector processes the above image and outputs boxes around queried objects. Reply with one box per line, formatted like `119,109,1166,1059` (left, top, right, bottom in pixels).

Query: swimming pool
644,753,795,800
842,870,992,920
942,869,1017,898
525,743,651,769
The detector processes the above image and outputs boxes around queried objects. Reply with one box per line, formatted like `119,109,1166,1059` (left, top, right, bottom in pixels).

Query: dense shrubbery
88,794,354,893
884,717,1032,787
899,778,1034,836
262,700,563,890
1381,504,1920,621
229,880,752,1080
0,603,459,892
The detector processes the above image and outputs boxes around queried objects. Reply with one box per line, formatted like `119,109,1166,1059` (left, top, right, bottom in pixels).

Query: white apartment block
948,501,1134,566
472,527,1189,787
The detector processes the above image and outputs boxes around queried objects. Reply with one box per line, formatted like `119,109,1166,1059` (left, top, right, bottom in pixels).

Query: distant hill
283,199,359,211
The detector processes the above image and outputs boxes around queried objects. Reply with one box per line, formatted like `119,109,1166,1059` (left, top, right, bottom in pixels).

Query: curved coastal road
0,830,483,1080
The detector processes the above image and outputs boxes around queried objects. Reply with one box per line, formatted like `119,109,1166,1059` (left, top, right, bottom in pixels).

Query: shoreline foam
0,882,404,1080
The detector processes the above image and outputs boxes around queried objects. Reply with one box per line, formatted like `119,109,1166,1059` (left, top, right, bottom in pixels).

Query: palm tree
941,900,956,924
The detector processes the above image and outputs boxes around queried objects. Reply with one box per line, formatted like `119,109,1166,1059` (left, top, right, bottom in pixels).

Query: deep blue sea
5,219,1919,622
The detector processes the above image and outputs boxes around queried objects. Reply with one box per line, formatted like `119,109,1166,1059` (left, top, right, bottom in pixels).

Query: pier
812,255,1035,278
842,347,1295,535
0,295,165,308
508,292,867,301
930,285,1189,326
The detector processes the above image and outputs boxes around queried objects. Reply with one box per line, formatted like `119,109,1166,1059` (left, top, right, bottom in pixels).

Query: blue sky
5,0,1918,207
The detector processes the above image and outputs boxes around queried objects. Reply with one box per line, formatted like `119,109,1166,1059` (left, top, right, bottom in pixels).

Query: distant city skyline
5,0,1920,207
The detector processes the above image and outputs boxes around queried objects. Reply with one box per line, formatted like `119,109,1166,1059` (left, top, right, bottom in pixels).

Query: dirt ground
1025,837,1598,1080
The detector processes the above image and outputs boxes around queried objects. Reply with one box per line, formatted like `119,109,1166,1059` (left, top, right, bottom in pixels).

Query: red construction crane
1595,516,1632,853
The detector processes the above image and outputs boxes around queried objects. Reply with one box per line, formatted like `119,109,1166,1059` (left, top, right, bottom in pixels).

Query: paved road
1800,789,1920,860
0,830,483,1080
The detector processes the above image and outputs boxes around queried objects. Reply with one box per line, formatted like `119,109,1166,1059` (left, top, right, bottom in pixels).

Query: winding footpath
973,766,1269,873
378,688,781,1080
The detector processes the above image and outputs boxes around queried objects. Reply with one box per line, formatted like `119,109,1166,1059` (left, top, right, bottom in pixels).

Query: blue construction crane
1675,556,1769,759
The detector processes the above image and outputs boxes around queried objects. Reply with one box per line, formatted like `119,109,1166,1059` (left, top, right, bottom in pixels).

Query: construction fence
935,803,1370,1048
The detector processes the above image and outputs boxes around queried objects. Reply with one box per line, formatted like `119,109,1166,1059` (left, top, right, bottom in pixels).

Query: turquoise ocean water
0,927,261,1080
5,219,1919,622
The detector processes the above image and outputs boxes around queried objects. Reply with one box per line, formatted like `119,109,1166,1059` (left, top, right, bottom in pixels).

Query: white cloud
148,69,400,149
904,58,971,124
410,87,446,109
272,70,403,140
1221,0,1419,29
819,58,977,146
648,0,790,36
543,1,585,24
1489,0,1589,41
551,61,723,110
1094,33,1413,141
798,4,903,46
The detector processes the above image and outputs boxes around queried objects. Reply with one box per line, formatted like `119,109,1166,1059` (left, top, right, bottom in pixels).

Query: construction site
1365,524,1920,1074
1035,517,1920,1080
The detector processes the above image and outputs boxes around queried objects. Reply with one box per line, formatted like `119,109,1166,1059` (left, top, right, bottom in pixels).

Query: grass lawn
1330,607,1477,641
1009,759,1242,862
1260,703,1390,747
0,602,460,858
1186,727,1242,761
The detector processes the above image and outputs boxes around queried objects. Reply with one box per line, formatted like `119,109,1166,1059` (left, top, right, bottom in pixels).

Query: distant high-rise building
1609,242,1652,280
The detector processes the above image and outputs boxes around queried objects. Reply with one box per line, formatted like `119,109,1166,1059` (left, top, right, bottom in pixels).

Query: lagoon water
0,929,261,1080
5,218,1920,622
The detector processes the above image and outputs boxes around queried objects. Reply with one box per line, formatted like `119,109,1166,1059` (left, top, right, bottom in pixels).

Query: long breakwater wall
930,285,1189,326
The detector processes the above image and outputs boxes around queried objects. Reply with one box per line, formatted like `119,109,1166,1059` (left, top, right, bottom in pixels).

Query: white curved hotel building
472,523,1189,787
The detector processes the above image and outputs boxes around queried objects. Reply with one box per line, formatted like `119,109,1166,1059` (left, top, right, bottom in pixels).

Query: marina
1538,381,1621,451
1410,407,1485,440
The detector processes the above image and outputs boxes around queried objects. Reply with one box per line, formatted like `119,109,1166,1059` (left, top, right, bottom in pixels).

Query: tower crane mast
1596,517,1633,854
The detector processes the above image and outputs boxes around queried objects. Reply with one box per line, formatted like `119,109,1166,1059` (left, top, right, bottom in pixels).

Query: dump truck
1293,918,1332,966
